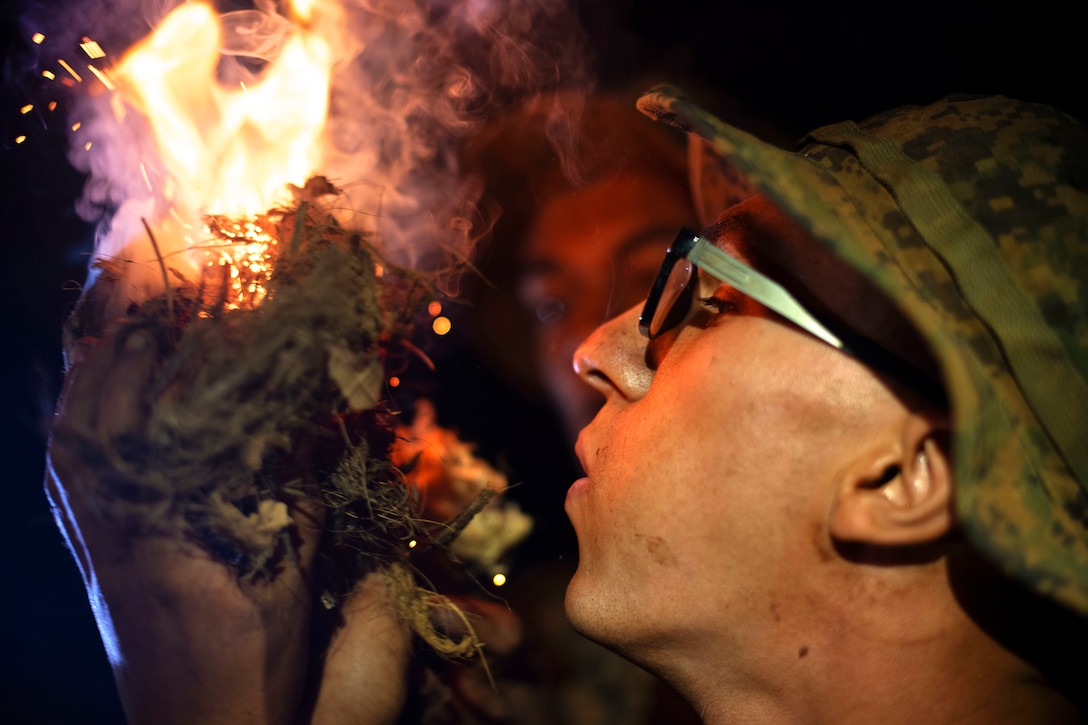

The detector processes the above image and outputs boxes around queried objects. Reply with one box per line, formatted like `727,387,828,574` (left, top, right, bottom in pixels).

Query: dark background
2,0,1083,722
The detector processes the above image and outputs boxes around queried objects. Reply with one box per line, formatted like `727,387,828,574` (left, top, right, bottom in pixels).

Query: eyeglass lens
650,257,696,337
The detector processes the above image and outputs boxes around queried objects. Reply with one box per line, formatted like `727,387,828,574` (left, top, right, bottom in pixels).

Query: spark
139,162,153,191
80,37,106,59
20,104,33,114
32,33,44,44
88,65,115,91
71,121,81,131
42,70,55,80
57,59,82,82
169,207,190,227
48,101,57,111
15,135,27,144
427,300,442,316
492,573,507,587
432,316,452,335
200,216,280,309
389,376,401,387
85,141,92,151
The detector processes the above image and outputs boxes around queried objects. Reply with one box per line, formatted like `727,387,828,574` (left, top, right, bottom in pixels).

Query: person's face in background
517,171,698,442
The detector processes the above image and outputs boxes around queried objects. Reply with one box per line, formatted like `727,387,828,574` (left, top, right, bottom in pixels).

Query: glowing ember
391,399,532,576
80,37,106,59
57,59,82,82
201,214,279,309
86,65,114,91
432,316,452,335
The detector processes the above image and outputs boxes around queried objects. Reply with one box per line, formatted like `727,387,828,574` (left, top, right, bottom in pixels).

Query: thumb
307,568,412,725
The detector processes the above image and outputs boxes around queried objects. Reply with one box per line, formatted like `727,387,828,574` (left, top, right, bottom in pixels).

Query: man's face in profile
562,195,940,672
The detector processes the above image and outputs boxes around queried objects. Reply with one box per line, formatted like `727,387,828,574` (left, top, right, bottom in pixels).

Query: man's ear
828,413,953,546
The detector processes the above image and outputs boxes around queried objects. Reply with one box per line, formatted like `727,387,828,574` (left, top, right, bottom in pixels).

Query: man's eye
697,296,738,314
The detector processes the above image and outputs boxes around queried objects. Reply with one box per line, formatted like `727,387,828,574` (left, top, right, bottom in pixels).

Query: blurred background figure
399,80,790,723
460,86,698,446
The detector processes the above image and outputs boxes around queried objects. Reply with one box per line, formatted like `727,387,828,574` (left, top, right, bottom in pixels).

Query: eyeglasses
638,227,945,402
639,227,843,346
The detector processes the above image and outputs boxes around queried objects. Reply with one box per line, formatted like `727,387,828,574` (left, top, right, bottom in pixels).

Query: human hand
44,321,326,725
304,570,412,725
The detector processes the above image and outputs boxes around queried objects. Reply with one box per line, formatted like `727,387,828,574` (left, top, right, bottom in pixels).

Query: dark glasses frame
638,227,843,345
637,227,945,403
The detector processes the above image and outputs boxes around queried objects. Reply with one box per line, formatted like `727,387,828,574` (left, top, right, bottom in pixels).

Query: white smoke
60,0,592,290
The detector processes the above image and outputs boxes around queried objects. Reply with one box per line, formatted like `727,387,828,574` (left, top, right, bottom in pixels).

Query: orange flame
114,0,331,216
106,0,336,304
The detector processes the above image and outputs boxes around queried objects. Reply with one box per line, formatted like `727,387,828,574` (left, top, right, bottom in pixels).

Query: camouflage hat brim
637,84,1088,615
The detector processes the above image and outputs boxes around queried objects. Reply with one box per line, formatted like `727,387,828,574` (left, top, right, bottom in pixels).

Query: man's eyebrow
701,216,748,259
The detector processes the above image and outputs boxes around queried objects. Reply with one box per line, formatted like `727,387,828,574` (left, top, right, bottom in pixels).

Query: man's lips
573,430,590,477
566,475,590,505
568,433,592,504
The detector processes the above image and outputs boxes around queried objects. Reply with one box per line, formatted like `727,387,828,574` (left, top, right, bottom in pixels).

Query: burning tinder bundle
61,176,526,659
31,0,594,680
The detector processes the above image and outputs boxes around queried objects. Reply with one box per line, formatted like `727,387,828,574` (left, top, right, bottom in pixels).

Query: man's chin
563,568,618,645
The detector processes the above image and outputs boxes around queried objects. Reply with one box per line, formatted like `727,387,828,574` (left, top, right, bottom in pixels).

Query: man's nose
572,304,652,404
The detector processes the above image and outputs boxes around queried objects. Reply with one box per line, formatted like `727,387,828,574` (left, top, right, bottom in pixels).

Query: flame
114,0,331,217
106,0,335,306
65,0,592,306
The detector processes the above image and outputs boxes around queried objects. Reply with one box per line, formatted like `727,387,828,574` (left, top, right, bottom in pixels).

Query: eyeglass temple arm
687,238,845,350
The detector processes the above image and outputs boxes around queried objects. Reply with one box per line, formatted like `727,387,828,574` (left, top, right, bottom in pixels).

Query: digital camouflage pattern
637,86,1088,616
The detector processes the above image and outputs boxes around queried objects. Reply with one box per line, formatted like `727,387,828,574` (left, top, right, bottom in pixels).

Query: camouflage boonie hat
637,85,1088,616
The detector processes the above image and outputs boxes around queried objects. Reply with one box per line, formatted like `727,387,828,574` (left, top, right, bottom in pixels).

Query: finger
287,495,327,568
63,335,97,372
52,334,109,433
52,322,151,437
96,327,161,441
433,594,523,656
47,323,162,539
309,569,412,725
43,464,95,587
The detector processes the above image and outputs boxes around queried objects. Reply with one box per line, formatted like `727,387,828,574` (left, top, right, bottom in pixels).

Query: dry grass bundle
62,176,490,661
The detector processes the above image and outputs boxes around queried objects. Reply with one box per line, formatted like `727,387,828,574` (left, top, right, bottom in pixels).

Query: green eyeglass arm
688,238,845,350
